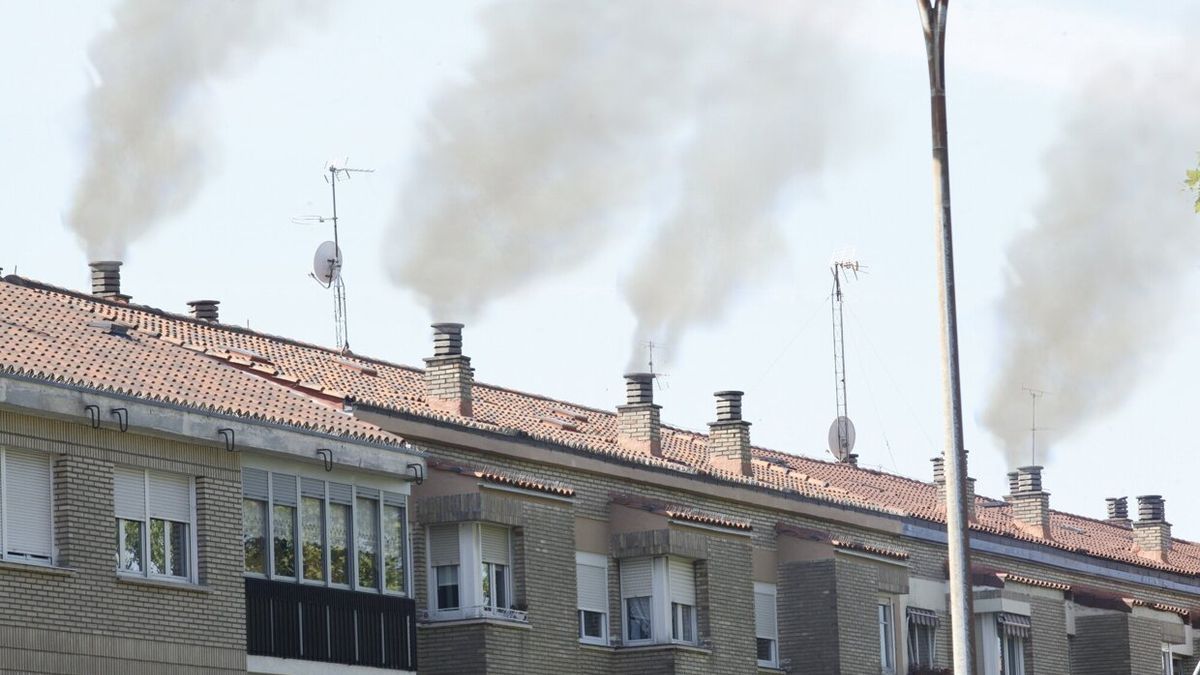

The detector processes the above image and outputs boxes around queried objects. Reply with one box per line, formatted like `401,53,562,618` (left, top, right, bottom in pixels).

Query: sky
2,1,1197,537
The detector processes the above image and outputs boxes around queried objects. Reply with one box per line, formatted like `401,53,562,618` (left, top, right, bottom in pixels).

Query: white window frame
619,556,698,646
0,448,55,566
242,466,409,596
879,598,896,675
425,522,517,622
1000,629,1026,675
755,582,779,668
576,551,609,645
114,467,197,584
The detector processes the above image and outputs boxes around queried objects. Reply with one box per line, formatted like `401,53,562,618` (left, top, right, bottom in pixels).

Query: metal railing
245,578,417,671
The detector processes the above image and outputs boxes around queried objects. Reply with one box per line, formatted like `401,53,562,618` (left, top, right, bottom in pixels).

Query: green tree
1188,162,1200,213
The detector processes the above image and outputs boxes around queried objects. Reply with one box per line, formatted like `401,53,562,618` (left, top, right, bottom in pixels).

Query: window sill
579,640,614,652
616,642,712,656
116,574,211,594
419,616,532,631
0,560,77,578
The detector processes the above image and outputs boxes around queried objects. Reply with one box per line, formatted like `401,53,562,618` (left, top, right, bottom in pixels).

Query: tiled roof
775,523,909,560
428,459,575,497
3,275,1200,577
611,493,752,531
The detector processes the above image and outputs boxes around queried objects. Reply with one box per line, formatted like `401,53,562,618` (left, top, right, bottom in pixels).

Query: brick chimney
424,323,473,416
1132,495,1171,562
187,300,220,323
708,391,751,476
1105,497,1131,528
931,455,976,521
88,261,130,302
617,373,660,457
1008,465,1050,537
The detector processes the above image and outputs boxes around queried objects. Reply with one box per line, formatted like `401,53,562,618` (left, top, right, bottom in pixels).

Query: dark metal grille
245,577,417,670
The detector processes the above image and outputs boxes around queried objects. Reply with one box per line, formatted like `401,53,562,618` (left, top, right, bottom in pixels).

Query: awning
906,607,940,627
997,612,1031,639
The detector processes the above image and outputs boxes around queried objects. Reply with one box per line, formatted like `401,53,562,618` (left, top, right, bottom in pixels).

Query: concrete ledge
116,574,213,594
419,617,532,631
248,654,414,675
0,560,78,578
615,642,713,656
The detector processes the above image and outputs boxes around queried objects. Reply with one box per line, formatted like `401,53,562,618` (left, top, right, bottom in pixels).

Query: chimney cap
712,390,746,424
187,299,220,306
431,322,464,331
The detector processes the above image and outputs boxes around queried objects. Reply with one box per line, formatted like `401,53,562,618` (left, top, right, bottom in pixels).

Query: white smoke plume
69,0,318,260
386,1,857,351
983,62,1200,466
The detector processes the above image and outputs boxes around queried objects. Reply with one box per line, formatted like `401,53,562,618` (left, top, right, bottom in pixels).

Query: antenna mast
1022,386,1047,465
829,257,863,462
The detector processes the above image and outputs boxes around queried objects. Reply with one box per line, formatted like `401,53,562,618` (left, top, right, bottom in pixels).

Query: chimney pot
708,390,751,476
931,456,946,485
424,323,472,416
1008,466,1050,536
1136,495,1165,523
187,299,220,322
431,323,464,357
713,390,743,422
1106,497,1129,522
1132,496,1171,561
1014,465,1044,494
617,373,661,457
623,372,655,406
88,261,129,302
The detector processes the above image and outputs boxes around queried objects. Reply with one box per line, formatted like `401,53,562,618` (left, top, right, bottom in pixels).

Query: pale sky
2,1,1197,537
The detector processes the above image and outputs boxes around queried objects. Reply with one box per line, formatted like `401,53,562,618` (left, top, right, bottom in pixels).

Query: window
907,607,938,668
0,449,54,565
426,522,517,620
429,524,460,610
576,552,609,644
878,600,896,674
755,583,778,667
996,613,1029,675
480,524,511,610
619,556,698,646
241,467,407,595
114,466,193,581
1162,649,1185,675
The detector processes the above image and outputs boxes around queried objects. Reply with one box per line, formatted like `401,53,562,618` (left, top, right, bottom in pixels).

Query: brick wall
1028,593,1069,674
1072,614,1131,674
779,560,840,672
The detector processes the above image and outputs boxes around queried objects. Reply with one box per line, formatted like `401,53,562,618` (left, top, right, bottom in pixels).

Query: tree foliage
1188,158,1200,213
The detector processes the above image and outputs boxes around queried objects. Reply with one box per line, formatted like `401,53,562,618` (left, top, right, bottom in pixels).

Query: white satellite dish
827,416,856,461
313,240,342,285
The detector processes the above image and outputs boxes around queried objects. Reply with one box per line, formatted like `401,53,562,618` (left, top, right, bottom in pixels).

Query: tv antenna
1021,386,1049,465
294,159,374,352
645,340,669,390
828,255,866,462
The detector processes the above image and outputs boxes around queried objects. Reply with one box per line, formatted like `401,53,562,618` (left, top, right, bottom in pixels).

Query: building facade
1,266,1198,674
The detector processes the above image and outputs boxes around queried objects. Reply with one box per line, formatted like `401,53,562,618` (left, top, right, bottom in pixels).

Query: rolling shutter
754,585,778,639
428,525,459,567
148,472,191,522
301,477,325,499
382,491,406,507
480,525,510,564
328,482,353,505
576,552,608,613
242,467,269,500
271,473,297,506
113,466,146,520
6,450,53,559
620,558,652,598
668,557,695,605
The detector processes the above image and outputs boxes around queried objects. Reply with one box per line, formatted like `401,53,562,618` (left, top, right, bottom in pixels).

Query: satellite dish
313,240,342,285
827,416,856,461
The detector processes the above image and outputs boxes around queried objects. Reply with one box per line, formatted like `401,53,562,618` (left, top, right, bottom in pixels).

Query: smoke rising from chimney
385,1,856,355
68,1,318,259
983,62,1200,467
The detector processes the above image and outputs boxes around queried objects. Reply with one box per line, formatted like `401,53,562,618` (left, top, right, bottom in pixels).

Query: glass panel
272,504,296,577
495,564,509,609
879,603,894,669
678,604,694,642
149,518,166,575
242,499,267,574
627,596,651,641
436,565,460,609
355,497,378,588
383,504,405,593
757,638,775,663
329,502,351,585
301,496,325,582
167,521,188,577
116,519,143,572
581,610,604,639
481,562,492,606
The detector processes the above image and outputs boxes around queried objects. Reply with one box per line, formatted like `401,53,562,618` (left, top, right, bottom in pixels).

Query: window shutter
668,558,695,605
480,524,510,564
148,472,191,522
113,466,146,520
242,467,269,500
301,477,325,499
6,450,53,558
755,587,778,639
620,558,652,598
271,473,297,506
328,481,353,505
356,486,380,499
576,552,608,613
382,491,405,507
428,525,460,566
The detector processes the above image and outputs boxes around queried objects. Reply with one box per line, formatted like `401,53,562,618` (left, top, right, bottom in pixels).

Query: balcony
245,578,417,671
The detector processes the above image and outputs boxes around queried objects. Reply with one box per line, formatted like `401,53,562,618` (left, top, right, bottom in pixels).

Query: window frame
754,582,779,668
906,609,937,669
576,551,609,646
0,448,56,566
619,556,698,647
878,598,896,675
114,467,197,584
242,466,409,597
425,522,516,621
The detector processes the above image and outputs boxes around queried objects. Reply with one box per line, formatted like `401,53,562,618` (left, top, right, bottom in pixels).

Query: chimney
1008,465,1050,537
1005,471,1020,500
708,391,751,476
1132,495,1171,561
1105,497,1131,528
617,373,661,457
187,300,220,323
424,323,473,416
88,261,130,302
931,455,976,521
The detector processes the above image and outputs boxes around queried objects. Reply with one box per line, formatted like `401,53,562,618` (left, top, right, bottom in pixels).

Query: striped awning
906,607,940,627
997,612,1031,638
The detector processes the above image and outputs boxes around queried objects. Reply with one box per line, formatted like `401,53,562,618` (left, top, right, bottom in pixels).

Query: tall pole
916,2,975,673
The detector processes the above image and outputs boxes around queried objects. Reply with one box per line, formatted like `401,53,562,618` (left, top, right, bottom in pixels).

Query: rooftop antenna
1021,386,1049,465
645,340,669,390
828,255,865,462
294,158,374,352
